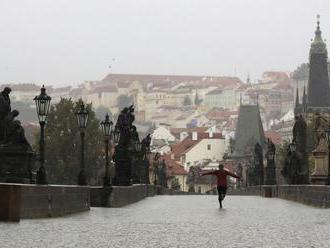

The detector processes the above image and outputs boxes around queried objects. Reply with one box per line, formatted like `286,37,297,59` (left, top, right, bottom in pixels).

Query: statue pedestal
264,164,276,185
311,149,329,185
0,146,35,184
113,158,132,186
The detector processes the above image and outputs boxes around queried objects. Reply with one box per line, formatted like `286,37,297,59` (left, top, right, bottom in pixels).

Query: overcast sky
0,0,329,86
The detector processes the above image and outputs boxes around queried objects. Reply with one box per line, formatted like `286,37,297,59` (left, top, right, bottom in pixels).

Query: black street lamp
75,102,89,185
100,113,113,186
34,85,51,184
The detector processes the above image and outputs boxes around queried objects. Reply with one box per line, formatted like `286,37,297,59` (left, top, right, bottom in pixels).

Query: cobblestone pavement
1,195,330,248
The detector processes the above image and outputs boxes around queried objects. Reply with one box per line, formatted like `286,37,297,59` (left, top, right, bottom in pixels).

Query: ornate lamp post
75,102,89,185
34,85,51,184
100,114,113,186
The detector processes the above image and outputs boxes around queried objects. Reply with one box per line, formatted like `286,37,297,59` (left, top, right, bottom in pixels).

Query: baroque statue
0,88,32,151
313,113,328,150
113,105,140,186
282,115,309,184
0,87,35,183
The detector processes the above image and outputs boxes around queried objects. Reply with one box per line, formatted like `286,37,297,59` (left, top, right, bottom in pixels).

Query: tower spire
310,14,327,55
307,14,330,108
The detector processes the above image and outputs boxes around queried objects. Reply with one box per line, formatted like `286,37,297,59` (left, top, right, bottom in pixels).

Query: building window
182,154,186,164
207,144,211,150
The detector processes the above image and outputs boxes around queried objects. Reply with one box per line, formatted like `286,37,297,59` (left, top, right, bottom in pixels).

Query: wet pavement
1,195,330,248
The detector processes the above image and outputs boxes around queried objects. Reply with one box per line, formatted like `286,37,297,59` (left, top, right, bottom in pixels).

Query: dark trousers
217,186,227,203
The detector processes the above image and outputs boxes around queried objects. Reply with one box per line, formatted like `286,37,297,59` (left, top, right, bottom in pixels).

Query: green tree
36,98,104,185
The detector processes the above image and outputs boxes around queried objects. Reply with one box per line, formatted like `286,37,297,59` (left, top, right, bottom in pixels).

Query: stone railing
230,185,330,208
0,183,90,221
90,184,203,208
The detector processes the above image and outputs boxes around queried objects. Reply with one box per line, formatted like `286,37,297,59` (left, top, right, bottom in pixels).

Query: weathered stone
0,183,90,221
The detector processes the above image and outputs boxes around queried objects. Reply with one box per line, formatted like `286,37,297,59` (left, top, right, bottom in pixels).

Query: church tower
307,15,330,109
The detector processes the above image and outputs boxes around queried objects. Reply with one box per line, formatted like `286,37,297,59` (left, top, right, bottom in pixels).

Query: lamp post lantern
100,113,113,186
75,102,89,185
34,85,51,184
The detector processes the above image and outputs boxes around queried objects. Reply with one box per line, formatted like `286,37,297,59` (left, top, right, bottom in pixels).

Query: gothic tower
307,15,330,109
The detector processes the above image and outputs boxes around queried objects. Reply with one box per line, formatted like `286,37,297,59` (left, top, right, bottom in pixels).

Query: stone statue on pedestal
0,87,12,141
282,115,309,184
113,106,138,186
0,87,35,183
311,113,329,184
265,138,276,185
158,159,168,188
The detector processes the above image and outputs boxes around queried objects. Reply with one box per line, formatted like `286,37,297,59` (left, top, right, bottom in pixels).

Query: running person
201,164,240,208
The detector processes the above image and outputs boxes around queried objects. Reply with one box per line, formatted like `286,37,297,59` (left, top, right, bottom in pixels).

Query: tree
117,95,132,110
35,98,104,185
183,95,192,106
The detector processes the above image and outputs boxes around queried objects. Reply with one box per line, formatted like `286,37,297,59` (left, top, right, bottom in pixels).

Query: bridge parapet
0,183,90,221
230,185,330,208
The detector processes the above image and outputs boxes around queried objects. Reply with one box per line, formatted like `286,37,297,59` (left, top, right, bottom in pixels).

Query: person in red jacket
201,163,240,208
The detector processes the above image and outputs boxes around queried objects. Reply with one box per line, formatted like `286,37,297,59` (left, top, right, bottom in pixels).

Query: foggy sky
0,0,329,86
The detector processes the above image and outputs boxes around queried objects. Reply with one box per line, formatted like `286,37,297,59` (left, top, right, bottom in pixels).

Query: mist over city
0,0,329,85
1,1,330,248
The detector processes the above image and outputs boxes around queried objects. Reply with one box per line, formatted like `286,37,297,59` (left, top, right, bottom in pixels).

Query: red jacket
202,169,240,187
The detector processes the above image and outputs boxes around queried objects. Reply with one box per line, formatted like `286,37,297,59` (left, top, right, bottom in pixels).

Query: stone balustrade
0,183,90,221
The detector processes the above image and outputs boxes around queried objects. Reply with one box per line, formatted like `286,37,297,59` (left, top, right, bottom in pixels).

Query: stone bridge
1,195,330,248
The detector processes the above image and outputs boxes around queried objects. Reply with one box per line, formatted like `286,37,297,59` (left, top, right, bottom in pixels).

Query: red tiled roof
171,132,223,157
265,131,283,145
171,138,200,158
262,71,290,81
163,154,187,176
206,110,238,120
206,77,242,88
